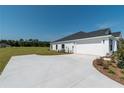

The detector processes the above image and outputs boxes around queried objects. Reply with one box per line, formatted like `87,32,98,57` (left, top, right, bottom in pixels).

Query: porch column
114,40,117,51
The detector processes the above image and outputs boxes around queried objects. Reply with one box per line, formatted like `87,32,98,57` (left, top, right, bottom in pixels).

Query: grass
0,47,64,73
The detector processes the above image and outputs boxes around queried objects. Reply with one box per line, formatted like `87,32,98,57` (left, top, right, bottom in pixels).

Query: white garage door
75,43,104,56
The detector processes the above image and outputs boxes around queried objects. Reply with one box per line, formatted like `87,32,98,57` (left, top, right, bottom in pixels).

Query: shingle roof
111,32,121,37
53,28,121,42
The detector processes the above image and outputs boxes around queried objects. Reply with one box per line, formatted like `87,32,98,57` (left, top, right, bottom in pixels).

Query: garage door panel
76,43,103,56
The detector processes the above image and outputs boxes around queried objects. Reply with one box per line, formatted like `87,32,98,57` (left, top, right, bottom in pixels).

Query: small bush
117,60,124,69
58,50,65,53
111,53,118,63
120,76,124,80
108,69,115,75
111,63,117,68
103,61,109,69
105,60,112,65
121,69,124,74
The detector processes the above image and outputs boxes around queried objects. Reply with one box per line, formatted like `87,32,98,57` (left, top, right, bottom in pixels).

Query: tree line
0,39,50,47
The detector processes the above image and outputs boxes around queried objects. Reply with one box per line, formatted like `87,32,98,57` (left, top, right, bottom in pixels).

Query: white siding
58,44,62,51
51,44,62,51
103,39,110,55
51,44,56,50
51,43,75,53
51,36,117,56
64,43,74,53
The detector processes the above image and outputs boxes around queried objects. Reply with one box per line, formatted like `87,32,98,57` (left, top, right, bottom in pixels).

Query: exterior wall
51,36,118,56
51,44,57,51
51,44,63,51
103,39,110,55
64,43,75,53
51,43,75,53
57,44,62,51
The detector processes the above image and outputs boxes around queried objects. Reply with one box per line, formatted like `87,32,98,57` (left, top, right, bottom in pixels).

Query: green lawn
0,47,64,73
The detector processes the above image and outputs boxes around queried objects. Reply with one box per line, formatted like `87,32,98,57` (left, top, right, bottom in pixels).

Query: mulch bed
93,60,124,85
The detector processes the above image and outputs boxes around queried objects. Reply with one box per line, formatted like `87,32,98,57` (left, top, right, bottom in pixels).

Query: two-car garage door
75,43,104,56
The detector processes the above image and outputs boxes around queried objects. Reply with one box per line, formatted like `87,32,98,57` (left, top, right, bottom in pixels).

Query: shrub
120,76,124,80
111,63,117,68
108,61,112,65
103,61,109,69
111,55,116,63
113,39,124,64
121,69,124,74
116,50,124,61
117,60,124,69
58,50,65,53
108,69,115,75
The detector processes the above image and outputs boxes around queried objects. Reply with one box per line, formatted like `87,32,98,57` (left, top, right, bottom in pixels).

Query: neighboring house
0,43,11,48
50,28,122,56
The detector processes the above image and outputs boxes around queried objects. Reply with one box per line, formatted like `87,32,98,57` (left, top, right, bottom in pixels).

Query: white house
50,28,122,56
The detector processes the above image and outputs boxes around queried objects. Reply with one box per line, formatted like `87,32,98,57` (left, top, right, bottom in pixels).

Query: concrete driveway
0,54,123,88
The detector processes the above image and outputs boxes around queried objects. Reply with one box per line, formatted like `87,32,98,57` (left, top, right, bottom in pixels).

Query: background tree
0,39,50,47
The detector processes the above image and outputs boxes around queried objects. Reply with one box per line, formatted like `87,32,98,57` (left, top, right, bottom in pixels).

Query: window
62,44,65,49
56,45,58,50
